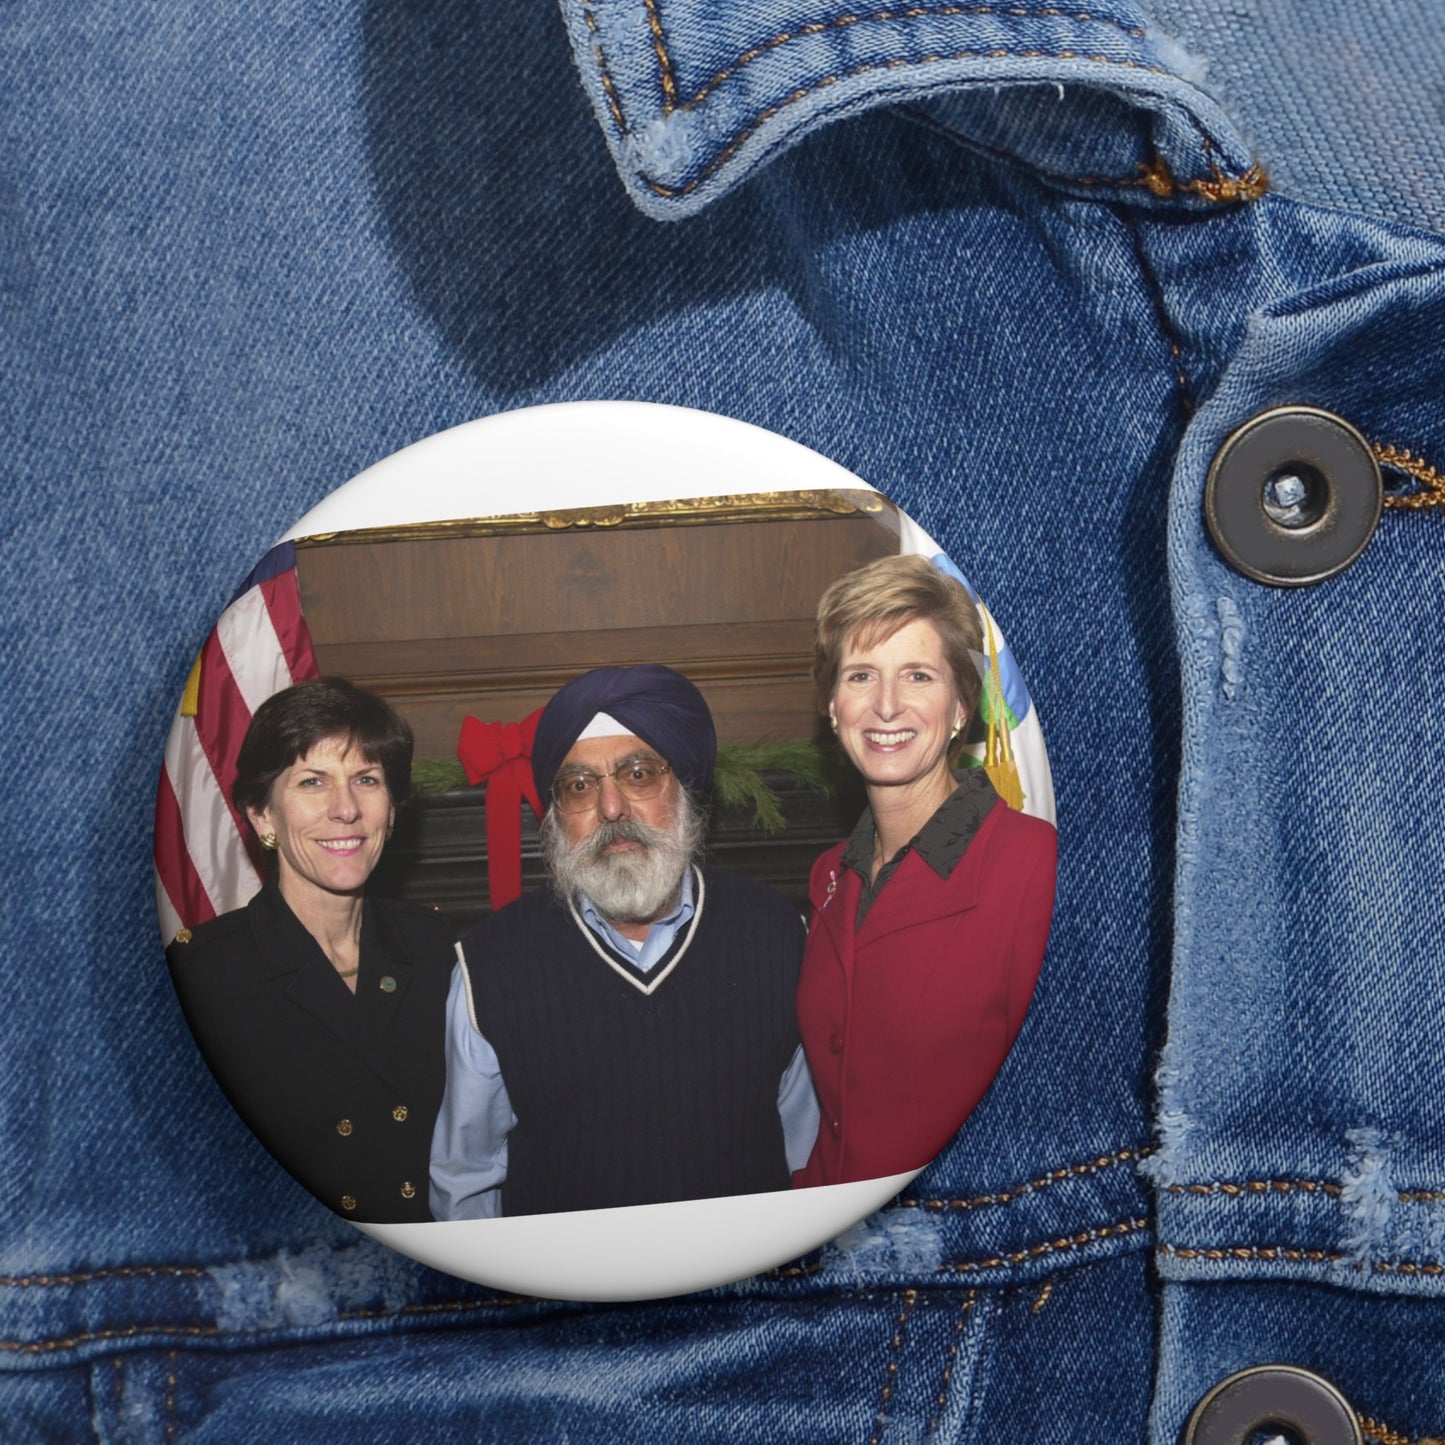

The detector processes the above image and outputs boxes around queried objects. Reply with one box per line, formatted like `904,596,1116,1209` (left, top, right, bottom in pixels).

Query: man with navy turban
430,665,818,1218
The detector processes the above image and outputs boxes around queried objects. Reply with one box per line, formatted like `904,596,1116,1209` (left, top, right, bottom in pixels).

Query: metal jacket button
1183,1364,1362,1445
1204,406,1381,586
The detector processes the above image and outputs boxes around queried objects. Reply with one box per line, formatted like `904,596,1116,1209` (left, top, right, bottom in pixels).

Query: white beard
544,791,704,924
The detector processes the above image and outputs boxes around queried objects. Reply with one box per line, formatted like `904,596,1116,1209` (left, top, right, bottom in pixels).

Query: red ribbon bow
456,708,545,911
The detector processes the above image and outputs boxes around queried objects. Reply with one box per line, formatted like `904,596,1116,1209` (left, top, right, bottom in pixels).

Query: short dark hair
231,678,414,817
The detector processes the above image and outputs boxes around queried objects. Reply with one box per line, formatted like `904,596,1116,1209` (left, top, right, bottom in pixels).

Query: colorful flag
154,543,320,941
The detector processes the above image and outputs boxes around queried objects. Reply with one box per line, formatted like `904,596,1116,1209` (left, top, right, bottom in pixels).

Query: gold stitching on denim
1160,1243,1346,1264
870,1287,919,1445
1361,1416,1445,1445
639,50,1188,200
164,1349,179,1442
1165,1177,1445,1203
0,1294,532,1354
933,120,1267,198
1375,443,1445,511
0,1324,225,1355
1030,1278,1055,1313
1160,1243,1445,1276
941,1216,1150,1273
1137,151,1268,203
583,7,628,133
338,1295,530,1321
925,1289,977,1437
898,1145,1150,1211
763,1257,826,1280
1165,1178,1343,1198
585,4,1265,204
0,1265,206,1288
657,6,1152,115
643,0,678,108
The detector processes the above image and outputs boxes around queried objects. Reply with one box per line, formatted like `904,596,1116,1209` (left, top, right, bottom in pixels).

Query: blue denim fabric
4,0,1445,1440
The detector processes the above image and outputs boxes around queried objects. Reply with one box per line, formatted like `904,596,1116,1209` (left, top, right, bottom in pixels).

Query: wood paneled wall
296,503,897,759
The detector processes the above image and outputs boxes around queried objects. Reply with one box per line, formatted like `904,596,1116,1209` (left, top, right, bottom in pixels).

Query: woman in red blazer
795,555,1057,1188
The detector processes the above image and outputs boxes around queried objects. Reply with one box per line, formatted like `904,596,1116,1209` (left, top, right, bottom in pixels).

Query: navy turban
531,664,718,802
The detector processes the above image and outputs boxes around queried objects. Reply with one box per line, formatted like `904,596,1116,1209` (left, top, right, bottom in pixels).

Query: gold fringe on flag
180,652,203,718
982,610,1024,810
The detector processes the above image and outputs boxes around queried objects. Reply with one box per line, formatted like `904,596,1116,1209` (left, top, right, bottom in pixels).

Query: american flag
154,542,319,941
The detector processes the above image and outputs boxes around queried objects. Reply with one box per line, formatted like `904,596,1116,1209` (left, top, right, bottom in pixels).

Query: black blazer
167,877,455,1223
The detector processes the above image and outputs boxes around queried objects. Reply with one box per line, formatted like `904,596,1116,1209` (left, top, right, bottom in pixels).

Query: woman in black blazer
167,679,455,1223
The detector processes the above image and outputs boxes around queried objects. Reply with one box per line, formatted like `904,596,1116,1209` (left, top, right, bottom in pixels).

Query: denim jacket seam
1158,1242,1445,1278
900,105,1267,207
924,1289,979,1438
634,4,1151,120
628,51,1222,201
0,1294,535,1357
897,1143,1153,1212
870,1286,920,1445
939,1215,1151,1274
585,4,1259,203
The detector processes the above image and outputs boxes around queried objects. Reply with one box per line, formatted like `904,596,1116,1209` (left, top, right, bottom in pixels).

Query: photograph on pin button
152,401,1056,1301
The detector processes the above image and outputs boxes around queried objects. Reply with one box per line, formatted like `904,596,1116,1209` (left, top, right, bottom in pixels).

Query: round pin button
1183,1364,1362,1445
156,402,1056,1301
1204,406,1381,586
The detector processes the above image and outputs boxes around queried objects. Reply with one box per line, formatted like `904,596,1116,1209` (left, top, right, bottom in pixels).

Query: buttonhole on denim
1374,442,1445,511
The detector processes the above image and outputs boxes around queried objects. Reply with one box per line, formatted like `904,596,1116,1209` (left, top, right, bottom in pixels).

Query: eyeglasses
550,758,672,813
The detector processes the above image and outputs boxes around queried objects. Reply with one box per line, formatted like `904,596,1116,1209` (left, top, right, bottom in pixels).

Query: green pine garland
410,740,838,835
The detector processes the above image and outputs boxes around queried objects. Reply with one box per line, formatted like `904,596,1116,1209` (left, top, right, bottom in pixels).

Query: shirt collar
842,767,999,883
578,865,696,974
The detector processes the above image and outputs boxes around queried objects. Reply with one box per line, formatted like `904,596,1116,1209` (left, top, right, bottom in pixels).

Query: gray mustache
581,818,663,862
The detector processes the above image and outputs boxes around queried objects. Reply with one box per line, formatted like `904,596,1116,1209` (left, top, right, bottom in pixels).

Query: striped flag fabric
154,542,320,943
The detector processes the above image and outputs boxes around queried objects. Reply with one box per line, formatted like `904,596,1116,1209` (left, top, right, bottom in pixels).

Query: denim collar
559,0,1262,219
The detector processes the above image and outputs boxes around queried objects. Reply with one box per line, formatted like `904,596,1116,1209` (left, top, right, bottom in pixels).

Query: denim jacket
3,0,1444,1440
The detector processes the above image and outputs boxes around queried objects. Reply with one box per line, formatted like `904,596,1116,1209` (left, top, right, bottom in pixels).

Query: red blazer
795,798,1057,1187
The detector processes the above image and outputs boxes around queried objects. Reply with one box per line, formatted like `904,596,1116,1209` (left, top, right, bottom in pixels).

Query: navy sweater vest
464,868,803,1216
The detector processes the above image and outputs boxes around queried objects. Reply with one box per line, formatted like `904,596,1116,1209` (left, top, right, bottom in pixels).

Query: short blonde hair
813,554,984,722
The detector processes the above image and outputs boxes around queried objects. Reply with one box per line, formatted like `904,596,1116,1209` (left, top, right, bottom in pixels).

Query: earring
829,716,838,735
260,832,278,851
949,722,962,740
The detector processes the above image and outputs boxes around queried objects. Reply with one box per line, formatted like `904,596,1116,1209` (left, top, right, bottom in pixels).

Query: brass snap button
340,1195,358,1212
335,1118,354,1137
1204,406,1381,586
1183,1364,1362,1445
400,1180,417,1200
392,1105,408,1123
